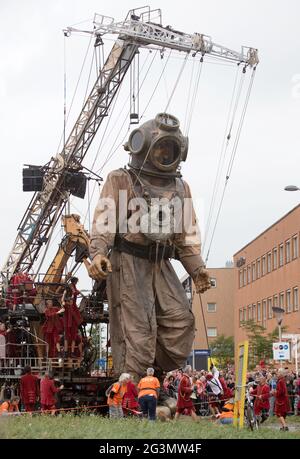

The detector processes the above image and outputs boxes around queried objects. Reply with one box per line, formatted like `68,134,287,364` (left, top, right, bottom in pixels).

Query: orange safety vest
107,382,127,407
138,376,160,399
0,401,19,415
219,403,234,419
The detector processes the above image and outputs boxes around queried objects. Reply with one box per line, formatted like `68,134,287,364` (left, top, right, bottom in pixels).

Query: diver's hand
88,254,112,281
194,268,211,294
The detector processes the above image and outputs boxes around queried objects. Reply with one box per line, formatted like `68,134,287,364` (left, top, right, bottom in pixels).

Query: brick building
234,204,300,347
182,267,235,352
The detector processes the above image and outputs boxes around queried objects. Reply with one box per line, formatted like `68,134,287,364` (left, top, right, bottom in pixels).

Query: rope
140,50,172,120
56,32,94,154
77,50,155,232
183,57,196,133
31,205,64,281
203,65,242,250
198,291,210,352
164,53,189,112
5,394,237,418
185,57,204,136
204,67,257,264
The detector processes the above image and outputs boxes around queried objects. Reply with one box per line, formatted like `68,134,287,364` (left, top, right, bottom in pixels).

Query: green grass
0,415,299,439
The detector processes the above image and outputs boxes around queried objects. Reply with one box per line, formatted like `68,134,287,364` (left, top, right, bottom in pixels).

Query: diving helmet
124,113,188,178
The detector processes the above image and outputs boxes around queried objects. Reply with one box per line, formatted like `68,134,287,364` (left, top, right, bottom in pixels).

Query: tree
241,320,288,369
209,334,234,367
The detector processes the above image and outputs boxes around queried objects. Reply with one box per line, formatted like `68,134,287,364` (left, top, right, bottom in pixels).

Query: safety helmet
124,113,188,177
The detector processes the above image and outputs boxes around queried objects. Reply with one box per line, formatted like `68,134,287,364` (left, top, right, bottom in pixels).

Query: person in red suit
42,299,64,358
252,375,270,423
7,272,36,311
40,372,64,415
122,375,139,416
61,279,83,358
273,368,290,431
20,366,40,413
175,365,198,421
0,322,11,365
219,371,233,404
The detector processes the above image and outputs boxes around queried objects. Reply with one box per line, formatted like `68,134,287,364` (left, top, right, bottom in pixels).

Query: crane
0,6,259,293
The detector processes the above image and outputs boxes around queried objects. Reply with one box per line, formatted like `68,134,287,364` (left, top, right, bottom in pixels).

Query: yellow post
233,340,249,428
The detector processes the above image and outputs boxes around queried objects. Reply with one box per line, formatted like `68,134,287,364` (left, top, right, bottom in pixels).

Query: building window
294,288,299,311
257,302,261,321
248,305,252,320
279,292,285,309
262,300,267,326
273,248,278,270
207,327,217,337
292,235,298,260
243,268,247,286
239,270,243,288
267,252,272,273
252,304,256,321
210,278,217,288
252,263,256,282
273,295,278,309
257,259,261,278
239,308,243,326
262,256,266,276
247,266,251,284
243,308,247,322
279,244,284,267
207,303,216,313
268,298,273,319
286,290,292,313
286,240,291,263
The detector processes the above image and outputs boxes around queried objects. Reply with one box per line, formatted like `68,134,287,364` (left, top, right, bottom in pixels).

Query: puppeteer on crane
0,6,258,409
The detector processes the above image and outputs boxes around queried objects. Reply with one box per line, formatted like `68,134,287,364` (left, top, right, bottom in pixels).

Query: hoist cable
32,205,64,280
226,67,256,178
130,53,189,188
203,65,243,250
183,57,196,133
140,50,172,120
94,50,159,175
204,68,256,264
164,53,189,112
56,33,94,154
79,50,157,232
185,57,204,136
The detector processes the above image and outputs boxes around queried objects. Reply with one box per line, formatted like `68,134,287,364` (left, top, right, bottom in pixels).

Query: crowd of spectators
1,361,300,427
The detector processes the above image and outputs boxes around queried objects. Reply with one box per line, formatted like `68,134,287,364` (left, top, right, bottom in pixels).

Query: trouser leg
269,396,275,416
107,252,157,378
154,260,195,372
148,396,157,421
139,396,148,418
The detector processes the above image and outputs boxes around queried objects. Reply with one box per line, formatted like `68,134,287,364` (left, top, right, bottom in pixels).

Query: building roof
233,203,300,257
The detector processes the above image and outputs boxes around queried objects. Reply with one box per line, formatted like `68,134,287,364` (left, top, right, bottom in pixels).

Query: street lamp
272,306,285,341
284,185,300,192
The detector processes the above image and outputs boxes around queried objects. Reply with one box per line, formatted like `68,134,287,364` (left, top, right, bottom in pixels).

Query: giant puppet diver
88,113,211,379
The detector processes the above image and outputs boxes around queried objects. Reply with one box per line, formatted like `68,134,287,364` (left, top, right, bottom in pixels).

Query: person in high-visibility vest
0,396,20,416
107,373,130,418
215,399,234,424
138,368,160,421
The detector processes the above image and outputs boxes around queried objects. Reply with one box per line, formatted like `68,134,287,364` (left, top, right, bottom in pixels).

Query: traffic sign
272,342,290,360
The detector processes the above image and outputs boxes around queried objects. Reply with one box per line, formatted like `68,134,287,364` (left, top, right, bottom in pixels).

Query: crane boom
0,7,259,290
1,39,138,288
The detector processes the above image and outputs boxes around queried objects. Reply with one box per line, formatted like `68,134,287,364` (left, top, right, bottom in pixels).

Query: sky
0,0,300,288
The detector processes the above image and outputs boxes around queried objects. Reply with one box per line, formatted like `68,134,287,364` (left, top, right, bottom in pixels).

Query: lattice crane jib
0,7,259,291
